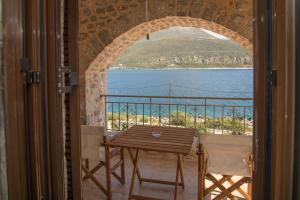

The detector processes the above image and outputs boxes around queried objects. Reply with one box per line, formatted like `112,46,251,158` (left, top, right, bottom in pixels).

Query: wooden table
108,125,196,200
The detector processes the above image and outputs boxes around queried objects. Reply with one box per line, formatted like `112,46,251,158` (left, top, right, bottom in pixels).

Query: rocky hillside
112,27,253,69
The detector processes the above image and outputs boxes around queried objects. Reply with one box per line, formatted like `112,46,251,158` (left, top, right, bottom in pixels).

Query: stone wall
79,0,253,69
79,0,253,124
84,16,253,125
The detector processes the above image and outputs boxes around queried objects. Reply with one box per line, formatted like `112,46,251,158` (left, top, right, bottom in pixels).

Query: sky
200,28,230,40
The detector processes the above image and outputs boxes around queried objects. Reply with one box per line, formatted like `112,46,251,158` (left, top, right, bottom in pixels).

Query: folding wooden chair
198,134,253,200
81,125,125,200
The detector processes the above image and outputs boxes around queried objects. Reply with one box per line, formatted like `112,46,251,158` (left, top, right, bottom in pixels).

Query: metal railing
103,95,253,135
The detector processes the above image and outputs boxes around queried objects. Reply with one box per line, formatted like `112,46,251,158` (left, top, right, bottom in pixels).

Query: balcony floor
82,151,248,200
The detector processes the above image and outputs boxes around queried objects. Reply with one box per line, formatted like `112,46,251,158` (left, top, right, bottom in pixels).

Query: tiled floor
82,151,249,200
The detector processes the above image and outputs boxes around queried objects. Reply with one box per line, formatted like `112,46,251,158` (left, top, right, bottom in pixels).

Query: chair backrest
199,134,252,177
81,125,106,161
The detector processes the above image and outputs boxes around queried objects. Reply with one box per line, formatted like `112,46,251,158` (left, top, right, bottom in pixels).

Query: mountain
112,27,253,69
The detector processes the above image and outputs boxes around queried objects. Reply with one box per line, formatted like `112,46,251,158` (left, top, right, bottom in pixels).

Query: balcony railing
102,95,253,135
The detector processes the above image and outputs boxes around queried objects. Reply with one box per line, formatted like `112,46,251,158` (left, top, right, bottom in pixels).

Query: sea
107,68,253,118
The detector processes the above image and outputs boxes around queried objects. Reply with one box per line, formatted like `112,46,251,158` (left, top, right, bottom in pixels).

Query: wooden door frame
253,0,270,198
45,0,65,198
270,0,296,198
2,0,296,199
3,0,80,199
293,0,300,198
253,0,296,198
64,0,82,198
3,0,29,199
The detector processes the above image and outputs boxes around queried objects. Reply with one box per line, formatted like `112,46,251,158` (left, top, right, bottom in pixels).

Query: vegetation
107,111,253,135
112,28,253,69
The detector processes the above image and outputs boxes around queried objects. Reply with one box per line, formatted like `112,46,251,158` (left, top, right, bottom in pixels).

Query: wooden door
2,0,296,199
3,0,81,199
3,0,31,199
293,0,300,197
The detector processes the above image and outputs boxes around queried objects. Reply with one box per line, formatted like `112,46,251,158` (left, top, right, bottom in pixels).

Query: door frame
253,0,296,198
3,0,29,199
293,0,300,197
253,0,270,198
3,0,81,199
270,0,296,198
2,0,297,199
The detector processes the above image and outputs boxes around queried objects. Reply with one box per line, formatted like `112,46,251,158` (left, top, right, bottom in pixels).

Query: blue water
107,69,253,118
109,69,253,97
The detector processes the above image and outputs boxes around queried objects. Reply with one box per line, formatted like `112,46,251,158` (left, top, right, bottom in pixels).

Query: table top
108,125,196,155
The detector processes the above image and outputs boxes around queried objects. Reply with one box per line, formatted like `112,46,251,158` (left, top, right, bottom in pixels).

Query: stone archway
84,16,253,125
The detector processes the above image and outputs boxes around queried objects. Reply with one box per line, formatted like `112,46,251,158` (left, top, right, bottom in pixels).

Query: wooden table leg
174,153,180,200
198,144,205,200
128,148,143,184
129,149,139,200
105,144,112,200
121,148,125,183
178,155,185,189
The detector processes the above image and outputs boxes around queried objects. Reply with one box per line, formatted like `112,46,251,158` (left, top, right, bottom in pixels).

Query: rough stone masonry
79,0,253,124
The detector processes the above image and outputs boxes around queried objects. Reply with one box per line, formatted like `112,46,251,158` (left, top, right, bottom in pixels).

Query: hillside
112,27,253,69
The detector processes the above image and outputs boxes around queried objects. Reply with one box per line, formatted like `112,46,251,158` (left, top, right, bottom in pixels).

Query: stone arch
84,16,253,125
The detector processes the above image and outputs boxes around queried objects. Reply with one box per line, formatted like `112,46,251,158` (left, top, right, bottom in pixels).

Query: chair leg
198,145,205,200
174,153,180,200
178,155,185,189
128,149,139,199
83,162,104,181
247,182,253,199
82,165,107,195
105,144,112,200
120,148,125,184
85,158,89,170
128,148,143,184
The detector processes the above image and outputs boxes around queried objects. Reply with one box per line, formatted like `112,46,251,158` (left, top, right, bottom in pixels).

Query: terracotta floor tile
82,151,249,200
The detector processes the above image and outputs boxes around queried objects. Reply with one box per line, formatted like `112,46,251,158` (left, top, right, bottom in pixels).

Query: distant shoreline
109,67,254,70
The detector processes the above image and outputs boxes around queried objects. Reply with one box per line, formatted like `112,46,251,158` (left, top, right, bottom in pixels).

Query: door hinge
271,69,277,87
21,58,41,84
58,65,79,94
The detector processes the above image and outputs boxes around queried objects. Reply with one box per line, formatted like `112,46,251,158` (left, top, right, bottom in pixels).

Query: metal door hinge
271,69,277,87
58,65,79,94
21,58,40,84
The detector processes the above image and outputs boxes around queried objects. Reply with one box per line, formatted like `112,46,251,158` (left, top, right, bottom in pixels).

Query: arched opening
84,16,253,125
82,16,254,199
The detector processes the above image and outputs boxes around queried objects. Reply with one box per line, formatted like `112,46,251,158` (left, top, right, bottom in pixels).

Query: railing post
169,103,171,127
105,95,107,129
101,95,253,135
126,102,129,130
176,105,179,127
143,104,145,126
222,106,224,135
213,106,216,134
194,105,197,128
150,97,152,126
135,104,138,125
159,104,161,125
244,107,246,135
232,106,235,134
119,103,121,131
185,105,187,128
111,103,114,130
204,99,207,130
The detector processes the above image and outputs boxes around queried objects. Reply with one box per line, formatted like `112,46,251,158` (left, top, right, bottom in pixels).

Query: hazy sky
201,28,230,40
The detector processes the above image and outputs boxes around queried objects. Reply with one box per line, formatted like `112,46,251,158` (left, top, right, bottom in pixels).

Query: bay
107,68,253,118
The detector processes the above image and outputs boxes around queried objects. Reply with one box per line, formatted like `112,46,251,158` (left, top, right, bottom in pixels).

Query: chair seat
198,134,253,200
204,143,251,177
199,134,252,177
